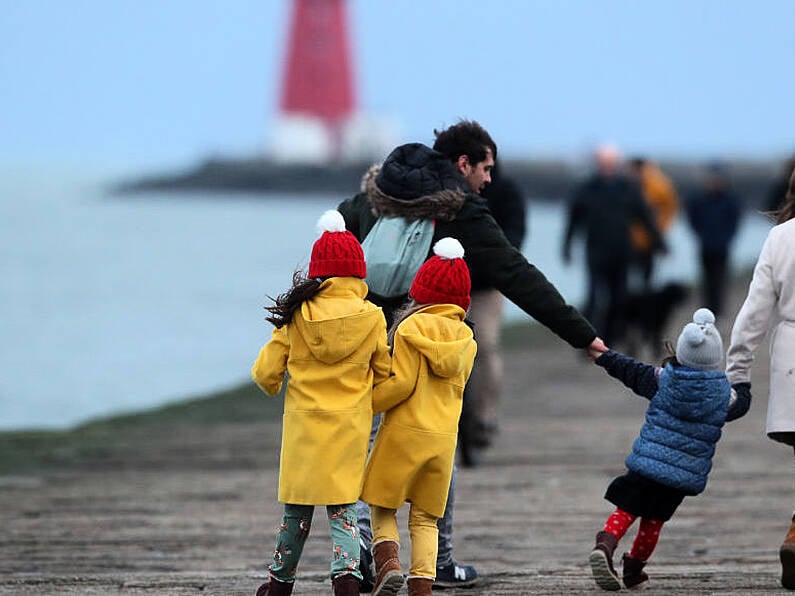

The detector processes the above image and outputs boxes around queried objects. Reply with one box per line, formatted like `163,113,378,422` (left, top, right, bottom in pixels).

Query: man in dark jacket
563,145,664,346
684,163,742,317
339,124,604,590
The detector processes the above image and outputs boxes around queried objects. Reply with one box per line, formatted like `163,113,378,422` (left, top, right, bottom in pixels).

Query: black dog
622,281,690,358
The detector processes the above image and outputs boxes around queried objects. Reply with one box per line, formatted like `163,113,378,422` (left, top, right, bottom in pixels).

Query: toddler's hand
585,337,608,362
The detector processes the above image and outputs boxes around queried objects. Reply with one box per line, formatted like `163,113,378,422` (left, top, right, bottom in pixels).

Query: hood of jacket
657,364,730,421
293,277,384,364
362,143,469,222
396,304,473,378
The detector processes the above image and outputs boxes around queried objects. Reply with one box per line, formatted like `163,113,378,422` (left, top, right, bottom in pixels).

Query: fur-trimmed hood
361,143,468,222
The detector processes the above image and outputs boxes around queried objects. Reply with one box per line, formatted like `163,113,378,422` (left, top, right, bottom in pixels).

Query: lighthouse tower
271,0,394,164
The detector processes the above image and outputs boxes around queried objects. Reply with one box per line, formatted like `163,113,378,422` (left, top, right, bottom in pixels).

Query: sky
3,0,795,174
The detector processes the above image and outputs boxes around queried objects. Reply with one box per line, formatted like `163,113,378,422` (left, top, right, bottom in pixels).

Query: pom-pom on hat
409,237,471,311
308,210,366,279
675,308,724,370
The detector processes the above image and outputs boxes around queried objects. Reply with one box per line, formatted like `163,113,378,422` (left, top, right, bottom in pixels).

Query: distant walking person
250,210,391,596
627,157,679,291
462,162,526,454
684,162,742,317
362,238,477,596
725,167,795,589
588,309,733,591
563,145,665,345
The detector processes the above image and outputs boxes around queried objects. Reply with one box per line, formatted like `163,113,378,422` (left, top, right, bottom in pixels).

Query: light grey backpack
361,216,435,298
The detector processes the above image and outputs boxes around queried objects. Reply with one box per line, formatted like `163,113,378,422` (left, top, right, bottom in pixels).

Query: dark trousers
585,261,629,345
699,249,729,317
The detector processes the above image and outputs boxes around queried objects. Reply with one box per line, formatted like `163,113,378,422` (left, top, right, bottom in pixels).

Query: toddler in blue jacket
588,308,741,590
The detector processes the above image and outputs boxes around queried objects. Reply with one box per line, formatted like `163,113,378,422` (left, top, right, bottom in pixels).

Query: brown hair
386,299,425,345
660,340,681,368
773,167,795,225
264,270,323,328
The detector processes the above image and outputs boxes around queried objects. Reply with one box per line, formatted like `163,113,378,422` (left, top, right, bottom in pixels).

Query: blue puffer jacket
596,350,730,495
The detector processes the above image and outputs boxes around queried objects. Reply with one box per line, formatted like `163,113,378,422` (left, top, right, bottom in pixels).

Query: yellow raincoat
251,277,391,505
360,304,476,518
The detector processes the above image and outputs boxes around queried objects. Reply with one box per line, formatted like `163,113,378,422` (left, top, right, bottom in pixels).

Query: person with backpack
338,120,605,590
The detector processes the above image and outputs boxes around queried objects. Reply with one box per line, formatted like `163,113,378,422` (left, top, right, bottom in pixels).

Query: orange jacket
630,163,679,252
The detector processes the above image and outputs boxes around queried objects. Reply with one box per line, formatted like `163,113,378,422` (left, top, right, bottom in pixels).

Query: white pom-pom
433,237,464,260
692,307,715,326
316,210,346,234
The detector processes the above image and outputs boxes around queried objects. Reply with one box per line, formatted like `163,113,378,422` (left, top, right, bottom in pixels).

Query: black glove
726,382,752,422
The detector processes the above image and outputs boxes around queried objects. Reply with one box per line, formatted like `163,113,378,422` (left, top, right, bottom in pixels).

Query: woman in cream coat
726,167,795,590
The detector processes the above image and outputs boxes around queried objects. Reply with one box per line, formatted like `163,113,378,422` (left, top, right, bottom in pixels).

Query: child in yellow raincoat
251,210,391,596
361,237,477,596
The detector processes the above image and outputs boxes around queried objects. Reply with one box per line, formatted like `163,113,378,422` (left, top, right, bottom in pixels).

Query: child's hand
585,337,609,362
726,382,752,422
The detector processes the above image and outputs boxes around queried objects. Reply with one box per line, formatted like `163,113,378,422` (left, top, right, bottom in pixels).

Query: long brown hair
773,168,795,225
387,299,425,345
660,340,681,368
265,270,323,328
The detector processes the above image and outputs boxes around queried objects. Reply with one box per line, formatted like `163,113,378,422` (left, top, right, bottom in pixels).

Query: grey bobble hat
675,308,724,370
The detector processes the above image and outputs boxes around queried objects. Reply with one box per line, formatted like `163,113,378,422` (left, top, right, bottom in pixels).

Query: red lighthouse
274,0,357,163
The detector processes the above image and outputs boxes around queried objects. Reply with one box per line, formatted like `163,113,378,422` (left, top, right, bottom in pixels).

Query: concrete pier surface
2,276,793,595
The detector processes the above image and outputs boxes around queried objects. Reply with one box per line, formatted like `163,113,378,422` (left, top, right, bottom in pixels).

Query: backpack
361,216,435,298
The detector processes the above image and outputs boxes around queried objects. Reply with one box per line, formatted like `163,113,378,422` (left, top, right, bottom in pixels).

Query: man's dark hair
432,119,497,165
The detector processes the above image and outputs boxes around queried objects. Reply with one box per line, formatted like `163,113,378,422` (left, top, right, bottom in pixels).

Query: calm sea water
0,172,772,430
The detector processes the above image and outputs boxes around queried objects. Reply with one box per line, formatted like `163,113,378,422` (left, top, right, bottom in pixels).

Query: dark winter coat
595,349,730,495
481,163,526,250
685,189,742,254
337,143,596,349
563,173,663,269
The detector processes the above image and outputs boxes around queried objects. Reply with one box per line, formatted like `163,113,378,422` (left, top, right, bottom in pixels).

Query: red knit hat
309,210,366,279
409,237,471,311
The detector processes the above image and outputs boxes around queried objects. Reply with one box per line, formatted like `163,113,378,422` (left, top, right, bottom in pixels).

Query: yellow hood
397,304,473,378
294,277,386,364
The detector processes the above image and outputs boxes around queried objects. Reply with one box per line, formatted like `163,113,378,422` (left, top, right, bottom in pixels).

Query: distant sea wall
115,155,786,207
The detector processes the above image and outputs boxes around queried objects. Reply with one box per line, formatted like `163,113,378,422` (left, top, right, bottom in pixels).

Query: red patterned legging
603,508,664,562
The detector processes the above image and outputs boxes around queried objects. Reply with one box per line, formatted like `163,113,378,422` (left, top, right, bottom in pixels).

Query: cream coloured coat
360,304,476,518
726,218,795,434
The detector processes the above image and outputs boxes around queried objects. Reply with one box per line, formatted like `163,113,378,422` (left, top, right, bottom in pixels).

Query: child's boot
371,540,404,596
780,513,795,589
332,573,360,595
406,577,433,596
622,553,649,590
255,576,294,596
589,531,621,591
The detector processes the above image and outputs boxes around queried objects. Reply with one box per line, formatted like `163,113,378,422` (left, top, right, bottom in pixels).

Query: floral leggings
269,503,362,583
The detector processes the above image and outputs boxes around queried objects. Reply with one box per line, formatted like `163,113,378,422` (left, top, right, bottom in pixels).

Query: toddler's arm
251,326,289,396
594,349,660,400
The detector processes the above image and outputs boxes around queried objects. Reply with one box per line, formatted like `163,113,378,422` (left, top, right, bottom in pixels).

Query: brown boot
255,576,294,596
406,577,433,596
621,553,649,590
781,514,795,589
588,531,621,591
371,540,404,596
332,573,360,595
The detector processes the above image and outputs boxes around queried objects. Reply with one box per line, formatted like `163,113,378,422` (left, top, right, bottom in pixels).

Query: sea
0,170,773,430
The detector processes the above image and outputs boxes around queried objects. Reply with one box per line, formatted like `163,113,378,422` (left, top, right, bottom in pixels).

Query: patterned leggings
269,503,362,583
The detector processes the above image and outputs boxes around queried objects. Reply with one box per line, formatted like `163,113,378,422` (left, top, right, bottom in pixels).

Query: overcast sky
3,0,795,173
